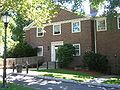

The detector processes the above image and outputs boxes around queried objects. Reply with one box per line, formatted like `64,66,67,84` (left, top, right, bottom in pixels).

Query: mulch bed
65,67,103,76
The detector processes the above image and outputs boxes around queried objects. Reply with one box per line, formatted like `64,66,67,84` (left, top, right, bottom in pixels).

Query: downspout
94,19,97,53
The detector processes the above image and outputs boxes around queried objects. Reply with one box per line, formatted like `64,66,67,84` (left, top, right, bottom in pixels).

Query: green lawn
103,78,120,84
0,82,34,90
35,69,99,82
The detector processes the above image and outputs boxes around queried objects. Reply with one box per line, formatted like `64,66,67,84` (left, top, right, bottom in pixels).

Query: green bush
7,42,37,58
57,44,75,68
83,51,108,73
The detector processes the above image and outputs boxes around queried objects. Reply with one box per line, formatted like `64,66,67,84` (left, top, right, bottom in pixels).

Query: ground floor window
73,44,80,56
37,46,43,56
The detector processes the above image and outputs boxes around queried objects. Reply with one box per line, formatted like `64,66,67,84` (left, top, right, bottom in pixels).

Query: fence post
26,61,29,74
13,62,15,72
47,61,48,69
37,59,39,71
55,61,56,69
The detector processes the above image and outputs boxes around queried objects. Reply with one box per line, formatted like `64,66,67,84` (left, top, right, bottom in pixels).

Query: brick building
24,9,120,73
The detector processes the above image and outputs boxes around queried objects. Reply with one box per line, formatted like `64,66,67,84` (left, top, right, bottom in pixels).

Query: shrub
83,51,108,73
7,42,37,58
57,44,75,68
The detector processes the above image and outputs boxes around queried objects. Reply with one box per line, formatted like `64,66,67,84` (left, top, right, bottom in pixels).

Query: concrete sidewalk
7,73,120,90
0,69,119,90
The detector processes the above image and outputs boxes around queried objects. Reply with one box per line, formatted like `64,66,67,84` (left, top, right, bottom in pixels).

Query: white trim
36,27,44,37
73,43,81,56
37,46,43,56
71,21,81,33
117,16,120,29
96,17,107,31
53,24,61,35
51,41,63,62
23,17,91,31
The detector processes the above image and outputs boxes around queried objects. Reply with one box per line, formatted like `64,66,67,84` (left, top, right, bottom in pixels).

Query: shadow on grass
35,69,97,82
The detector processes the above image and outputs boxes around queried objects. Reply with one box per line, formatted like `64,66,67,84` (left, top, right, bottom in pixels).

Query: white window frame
72,21,81,33
37,46,43,56
96,17,107,31
53,24,61,35
73,44,81,56
36,27,44,37
117,16,120,29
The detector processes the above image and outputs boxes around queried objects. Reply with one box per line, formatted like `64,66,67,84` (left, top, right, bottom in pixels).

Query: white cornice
23,17,92,31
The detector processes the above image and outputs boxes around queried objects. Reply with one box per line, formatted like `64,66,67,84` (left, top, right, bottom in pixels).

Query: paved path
0,69,119,90
6,73,119,90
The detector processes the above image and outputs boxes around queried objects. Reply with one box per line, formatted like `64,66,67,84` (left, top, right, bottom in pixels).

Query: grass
35,69,99,82
103,78,120,84
0,82,34,90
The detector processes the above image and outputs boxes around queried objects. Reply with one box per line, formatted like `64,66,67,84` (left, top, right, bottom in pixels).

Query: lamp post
1,12,10,88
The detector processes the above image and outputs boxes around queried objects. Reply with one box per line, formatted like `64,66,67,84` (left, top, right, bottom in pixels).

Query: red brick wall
25,20,94,67
96,17,120,74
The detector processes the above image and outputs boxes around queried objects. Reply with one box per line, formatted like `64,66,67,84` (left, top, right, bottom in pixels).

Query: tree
0,0,59,27
57,44,75,68
56,0,120,16
9,13,31,42
7,41,37,58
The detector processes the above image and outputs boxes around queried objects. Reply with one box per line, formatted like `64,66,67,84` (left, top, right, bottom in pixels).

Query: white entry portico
51,41,63,62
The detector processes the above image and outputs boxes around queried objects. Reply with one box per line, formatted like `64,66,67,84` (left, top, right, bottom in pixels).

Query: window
37,46,43,56
96,18,107,31
73,44,80,56
117,17,120,29
36,28,44,37
72,21,81,33
53,24,61,35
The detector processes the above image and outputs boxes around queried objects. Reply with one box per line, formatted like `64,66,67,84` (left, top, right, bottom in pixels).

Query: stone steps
39,62,58,69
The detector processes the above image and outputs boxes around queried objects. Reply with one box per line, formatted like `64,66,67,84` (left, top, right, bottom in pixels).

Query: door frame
51,41,63,62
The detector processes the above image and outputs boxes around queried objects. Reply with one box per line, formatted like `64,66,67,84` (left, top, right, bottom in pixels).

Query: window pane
38,28,42,32
73,22,80,32
75,50,79,56
37,48,43,56
98,20,105,30
37,28,43,37
38,32,43,36
54,25,60,34
73,44,80,56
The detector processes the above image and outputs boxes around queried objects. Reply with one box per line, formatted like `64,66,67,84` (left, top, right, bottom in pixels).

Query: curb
8,73,120,89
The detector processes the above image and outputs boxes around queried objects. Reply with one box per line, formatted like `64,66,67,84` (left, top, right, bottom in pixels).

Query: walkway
0,69,119,90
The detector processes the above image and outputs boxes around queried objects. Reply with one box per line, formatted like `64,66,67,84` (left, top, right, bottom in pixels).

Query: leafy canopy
0,0,59,27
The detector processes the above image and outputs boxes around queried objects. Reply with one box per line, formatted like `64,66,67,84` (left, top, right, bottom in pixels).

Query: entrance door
51,41,63,62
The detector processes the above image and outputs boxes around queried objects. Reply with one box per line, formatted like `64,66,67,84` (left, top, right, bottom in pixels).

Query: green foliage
83,51,109,73
10,13,31,42
57,44,75,68
57,0,119,16
7,42,37,58
0,82,34,90
0,0,59,27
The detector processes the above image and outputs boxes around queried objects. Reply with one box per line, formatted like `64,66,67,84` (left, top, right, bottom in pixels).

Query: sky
61,0,120,17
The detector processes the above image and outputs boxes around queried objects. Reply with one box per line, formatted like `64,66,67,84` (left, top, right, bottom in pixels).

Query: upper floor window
72,21,81,33
36,28,44,37
37,46,43,56
53,24,61,35
96,18,107,31
117,16,120,29
73,44,81,56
